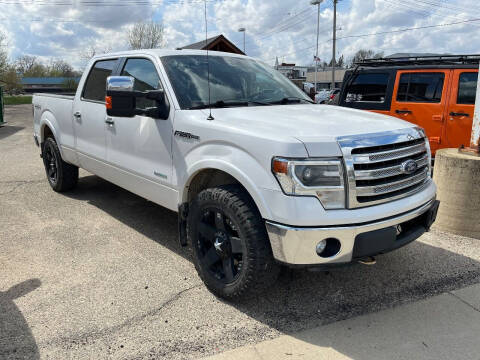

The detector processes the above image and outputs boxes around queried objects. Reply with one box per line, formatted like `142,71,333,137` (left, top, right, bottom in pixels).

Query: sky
1,0,480,70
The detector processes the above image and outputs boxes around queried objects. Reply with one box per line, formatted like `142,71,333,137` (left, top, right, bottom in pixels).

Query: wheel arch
181,164,272,219
39,112,59,144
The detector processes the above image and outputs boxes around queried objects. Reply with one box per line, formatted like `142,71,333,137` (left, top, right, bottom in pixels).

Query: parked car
32,50,439,300
314,89,330,103
326,88,341,105
337,55,479,156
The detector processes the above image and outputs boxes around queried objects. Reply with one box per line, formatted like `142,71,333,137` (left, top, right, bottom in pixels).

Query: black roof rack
356,54,480,67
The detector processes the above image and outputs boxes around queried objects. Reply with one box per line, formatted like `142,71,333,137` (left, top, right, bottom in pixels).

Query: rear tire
42,137,78,192
188,185,280,300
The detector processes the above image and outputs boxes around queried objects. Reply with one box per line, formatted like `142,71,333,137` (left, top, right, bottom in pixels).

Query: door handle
105,118,115,126
395,109,412,115
449,112,469,117
73,112,81,120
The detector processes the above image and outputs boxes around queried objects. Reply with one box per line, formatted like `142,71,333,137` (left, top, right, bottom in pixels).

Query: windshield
161,55,312,109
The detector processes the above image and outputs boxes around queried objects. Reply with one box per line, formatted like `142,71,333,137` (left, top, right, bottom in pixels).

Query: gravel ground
1,104,480,360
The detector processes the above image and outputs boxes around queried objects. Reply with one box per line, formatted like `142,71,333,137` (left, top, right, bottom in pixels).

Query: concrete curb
203,283,480,360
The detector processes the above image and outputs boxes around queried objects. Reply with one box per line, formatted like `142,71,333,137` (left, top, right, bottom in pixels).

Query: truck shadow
0,279,41,360
65,174,191,262
66,175,480,358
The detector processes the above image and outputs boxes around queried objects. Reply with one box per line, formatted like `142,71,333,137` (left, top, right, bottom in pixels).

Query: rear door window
396,73,444,103
82,59,118,102
345,73,389,103
457,72,478,105
121,58,162,110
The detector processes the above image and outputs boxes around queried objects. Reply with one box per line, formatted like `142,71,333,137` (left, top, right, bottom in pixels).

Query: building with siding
306,68,347,90
21,77,80,93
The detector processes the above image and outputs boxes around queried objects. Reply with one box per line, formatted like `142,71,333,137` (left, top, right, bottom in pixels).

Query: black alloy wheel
188,185,280,300
43,141,59,186
196,207,245,283
41,137,79,192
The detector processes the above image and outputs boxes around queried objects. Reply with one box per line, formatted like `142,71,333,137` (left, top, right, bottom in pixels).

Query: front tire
42,137,78,192
188,185,280,300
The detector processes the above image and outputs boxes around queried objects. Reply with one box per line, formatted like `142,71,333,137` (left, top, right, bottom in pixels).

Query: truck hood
206,104,416,156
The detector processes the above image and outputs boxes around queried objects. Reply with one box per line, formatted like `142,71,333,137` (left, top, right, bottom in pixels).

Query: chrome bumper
265,198,436,266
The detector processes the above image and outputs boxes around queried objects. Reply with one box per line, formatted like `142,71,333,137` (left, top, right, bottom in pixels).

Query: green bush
4,96,32,105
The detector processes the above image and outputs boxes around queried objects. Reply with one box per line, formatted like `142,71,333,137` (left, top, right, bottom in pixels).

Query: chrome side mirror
105,76,169,120
106,76,135,92
106,76,136,117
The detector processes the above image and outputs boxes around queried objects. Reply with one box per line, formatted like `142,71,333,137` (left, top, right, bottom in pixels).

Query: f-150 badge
174,130,200,141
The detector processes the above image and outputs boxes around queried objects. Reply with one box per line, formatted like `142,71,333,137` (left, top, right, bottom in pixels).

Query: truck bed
33,93,76,155
33,93,75,100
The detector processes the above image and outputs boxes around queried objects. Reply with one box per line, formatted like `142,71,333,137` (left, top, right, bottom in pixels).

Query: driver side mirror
106,76,170,120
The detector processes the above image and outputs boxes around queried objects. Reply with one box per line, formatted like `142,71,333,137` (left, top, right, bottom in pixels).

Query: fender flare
39,111,64,157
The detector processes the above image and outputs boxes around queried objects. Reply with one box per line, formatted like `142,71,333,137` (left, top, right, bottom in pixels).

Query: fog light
316,239,327,255
316,238,341,258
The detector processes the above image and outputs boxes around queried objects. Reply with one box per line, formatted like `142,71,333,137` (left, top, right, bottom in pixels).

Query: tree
23,63,47,77
328,55,345,68
348,49,384,68
79,44,112,70
15,55,38,76
0,31,8,78
47,59,74,77
127,21,165,50
2,65,22,94
337,55,345,69
62,78,78,92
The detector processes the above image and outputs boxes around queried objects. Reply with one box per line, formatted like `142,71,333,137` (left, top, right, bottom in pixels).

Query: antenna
204,0,214,121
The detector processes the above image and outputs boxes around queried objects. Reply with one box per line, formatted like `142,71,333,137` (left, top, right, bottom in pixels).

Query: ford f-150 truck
33,50,439,300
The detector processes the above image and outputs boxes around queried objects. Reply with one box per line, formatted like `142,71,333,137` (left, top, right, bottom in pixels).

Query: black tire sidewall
188,185,278,299
42,137,63,190
190,199,249,295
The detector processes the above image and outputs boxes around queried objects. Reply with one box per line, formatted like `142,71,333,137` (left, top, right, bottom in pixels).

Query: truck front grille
338,129,431,208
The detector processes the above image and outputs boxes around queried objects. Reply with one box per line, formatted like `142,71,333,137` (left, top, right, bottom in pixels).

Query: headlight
272,157,346,209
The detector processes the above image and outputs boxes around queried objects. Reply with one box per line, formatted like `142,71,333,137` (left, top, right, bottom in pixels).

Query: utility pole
332,0,338,89
238,27,246,54
311,0,323,95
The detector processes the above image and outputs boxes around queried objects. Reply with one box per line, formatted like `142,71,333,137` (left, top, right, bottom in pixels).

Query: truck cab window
82,59,118,102
344,73,389,103
397,73,444,103
121,58,161,110
457,72,478,105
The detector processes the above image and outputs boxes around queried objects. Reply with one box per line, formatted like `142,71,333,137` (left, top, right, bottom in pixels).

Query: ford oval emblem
401,159,418,175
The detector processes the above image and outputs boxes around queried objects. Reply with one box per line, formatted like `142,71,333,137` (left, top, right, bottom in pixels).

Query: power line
334,17,480,41
267,15,480,62
245,2,334,46
379,0,480,27
246,11,317,45
0,0,220,5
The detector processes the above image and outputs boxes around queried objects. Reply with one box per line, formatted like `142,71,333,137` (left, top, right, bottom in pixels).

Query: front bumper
266,198,439,266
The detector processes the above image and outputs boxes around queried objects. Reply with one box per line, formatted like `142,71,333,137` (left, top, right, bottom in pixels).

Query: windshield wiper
188,100,249,110
269,97,314,105
188,99,272,110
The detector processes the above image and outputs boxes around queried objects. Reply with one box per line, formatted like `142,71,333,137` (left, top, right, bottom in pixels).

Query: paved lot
1,104,480,360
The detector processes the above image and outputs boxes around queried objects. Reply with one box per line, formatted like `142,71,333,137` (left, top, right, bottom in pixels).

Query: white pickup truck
33,50,439,300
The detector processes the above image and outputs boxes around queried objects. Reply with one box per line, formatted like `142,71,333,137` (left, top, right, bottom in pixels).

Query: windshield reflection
161,55,312,109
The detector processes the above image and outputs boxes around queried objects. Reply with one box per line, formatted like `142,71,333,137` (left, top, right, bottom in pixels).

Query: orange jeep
338,55,479,156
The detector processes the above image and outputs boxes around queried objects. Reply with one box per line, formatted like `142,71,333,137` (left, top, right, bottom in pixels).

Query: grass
3,95,33,105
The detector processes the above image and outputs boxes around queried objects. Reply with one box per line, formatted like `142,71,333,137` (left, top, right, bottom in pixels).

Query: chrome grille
338,128,432,208
360,143,426,163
